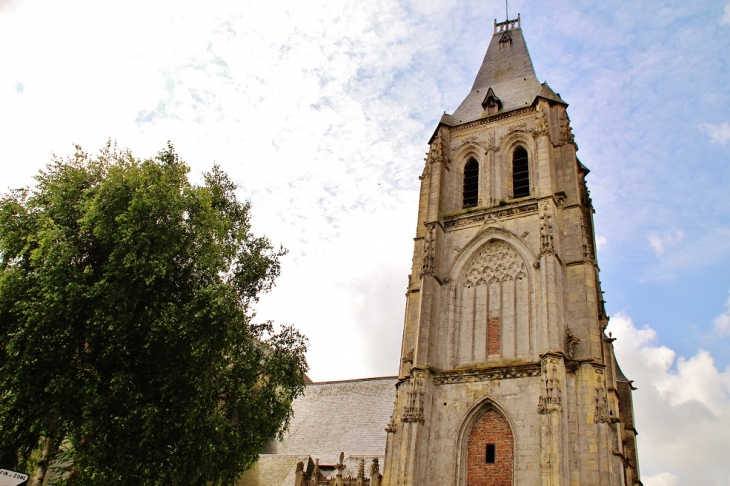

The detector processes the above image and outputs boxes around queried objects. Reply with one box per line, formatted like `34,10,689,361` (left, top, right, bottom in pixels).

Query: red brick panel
487,317,501,355
466,409,513,486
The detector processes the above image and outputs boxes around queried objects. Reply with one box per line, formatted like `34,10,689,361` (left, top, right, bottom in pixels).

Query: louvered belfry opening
463,158,479,208
512,146,529,198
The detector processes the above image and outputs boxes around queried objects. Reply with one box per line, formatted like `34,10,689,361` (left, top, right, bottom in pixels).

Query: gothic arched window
463,158,479,208
512,146,529,198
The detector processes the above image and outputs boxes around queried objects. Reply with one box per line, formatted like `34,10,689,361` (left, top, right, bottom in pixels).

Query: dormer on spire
481,88,501,115
494,13,520,34
450,13,543,125
499,31,512,48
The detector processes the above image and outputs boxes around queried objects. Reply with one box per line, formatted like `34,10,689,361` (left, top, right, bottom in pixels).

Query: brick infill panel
466,409,513,486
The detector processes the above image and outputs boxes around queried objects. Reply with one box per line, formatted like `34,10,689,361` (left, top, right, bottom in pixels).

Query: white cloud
714,314,730,337
654,350,730,416
641,226,730,281
643,472,681,486
595,235,607,252
0,0,447,380
608,313,730,484
702,121,730,144
723,4,730,25
712,290,730,338
254,200,415,381
0,0,22,13
648,228,683,257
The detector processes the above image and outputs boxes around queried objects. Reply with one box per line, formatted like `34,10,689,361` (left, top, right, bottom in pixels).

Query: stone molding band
433,363,541,385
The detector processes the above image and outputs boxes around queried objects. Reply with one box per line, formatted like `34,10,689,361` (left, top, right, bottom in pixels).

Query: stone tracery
463,240,527,288
452,240,531,365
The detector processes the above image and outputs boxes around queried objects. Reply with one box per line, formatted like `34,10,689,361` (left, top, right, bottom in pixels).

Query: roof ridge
308,376,398,385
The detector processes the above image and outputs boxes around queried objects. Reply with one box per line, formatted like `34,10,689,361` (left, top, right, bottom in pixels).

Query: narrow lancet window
512,146,529,198
463,158,479,208
486,444,496,463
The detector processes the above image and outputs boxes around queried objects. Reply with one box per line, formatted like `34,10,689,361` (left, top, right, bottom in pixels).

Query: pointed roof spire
447,15,565,126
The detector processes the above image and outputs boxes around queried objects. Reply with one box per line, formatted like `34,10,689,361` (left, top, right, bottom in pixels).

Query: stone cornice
449,106,537,134
432,362,541,385
443,200,538,230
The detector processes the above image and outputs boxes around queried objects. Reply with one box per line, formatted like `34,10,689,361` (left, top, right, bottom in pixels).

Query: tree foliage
0,143,308,485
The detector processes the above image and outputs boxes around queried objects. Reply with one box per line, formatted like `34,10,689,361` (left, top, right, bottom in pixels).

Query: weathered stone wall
384,49,637,486
427,379,543,484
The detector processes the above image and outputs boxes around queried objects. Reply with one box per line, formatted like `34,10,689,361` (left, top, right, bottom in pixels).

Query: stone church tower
381,16,641,486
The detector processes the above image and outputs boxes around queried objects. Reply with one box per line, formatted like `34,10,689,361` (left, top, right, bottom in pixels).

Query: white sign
0,469,28,486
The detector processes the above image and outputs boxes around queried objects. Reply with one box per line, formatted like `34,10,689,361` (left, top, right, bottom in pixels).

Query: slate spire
449,15,564,125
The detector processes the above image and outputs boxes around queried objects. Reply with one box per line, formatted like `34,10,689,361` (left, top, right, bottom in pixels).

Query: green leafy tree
0,143,308,485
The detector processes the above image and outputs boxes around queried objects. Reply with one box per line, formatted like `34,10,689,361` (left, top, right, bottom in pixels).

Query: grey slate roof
614,356,630,382
264,376,398,464
446,27,565,126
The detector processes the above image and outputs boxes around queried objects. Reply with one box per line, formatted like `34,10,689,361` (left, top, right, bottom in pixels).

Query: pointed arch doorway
464,407,514,486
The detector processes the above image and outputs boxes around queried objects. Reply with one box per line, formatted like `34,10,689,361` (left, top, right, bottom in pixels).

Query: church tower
382,16,641,486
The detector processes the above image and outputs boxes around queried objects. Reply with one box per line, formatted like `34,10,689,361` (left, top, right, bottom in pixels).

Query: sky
1,0,729,483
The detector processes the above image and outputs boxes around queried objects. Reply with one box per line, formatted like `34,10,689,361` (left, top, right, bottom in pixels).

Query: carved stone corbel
384,415,397,434
565,328,580,358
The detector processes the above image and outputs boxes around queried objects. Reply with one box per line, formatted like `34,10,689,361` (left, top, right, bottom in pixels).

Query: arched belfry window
512,146,530,198
463,158,479,208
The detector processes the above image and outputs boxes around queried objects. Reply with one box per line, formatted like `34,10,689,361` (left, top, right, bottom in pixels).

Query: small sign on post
0,469,29,486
